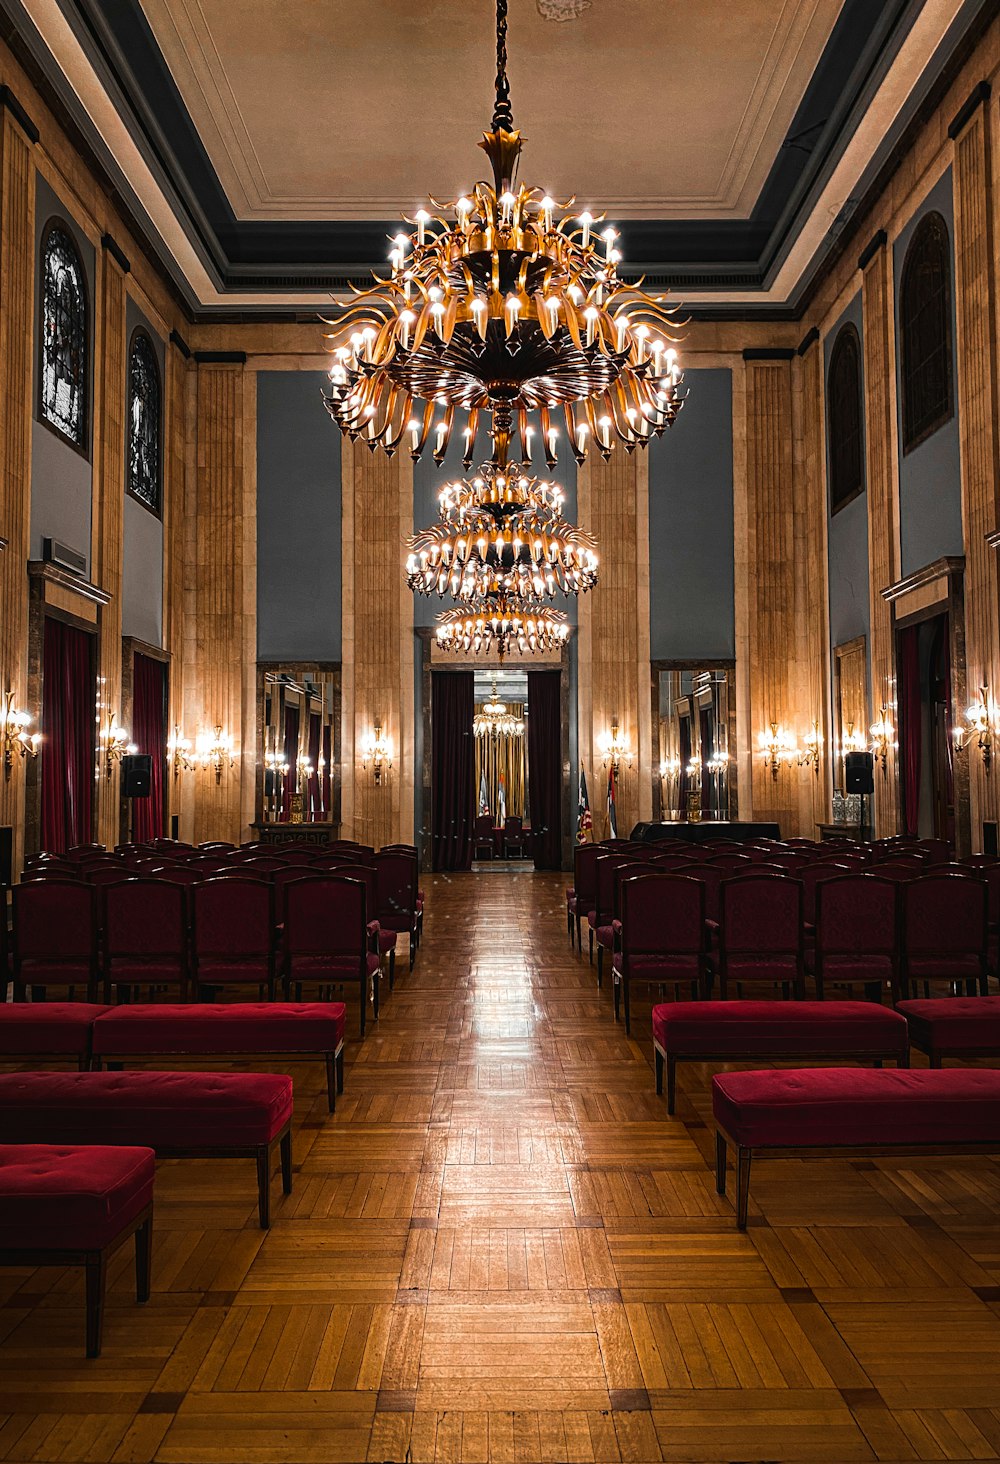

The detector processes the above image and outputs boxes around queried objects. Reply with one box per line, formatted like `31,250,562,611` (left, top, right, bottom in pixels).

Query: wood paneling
0,112,35,876
953,96,1000,849
792,341,832,830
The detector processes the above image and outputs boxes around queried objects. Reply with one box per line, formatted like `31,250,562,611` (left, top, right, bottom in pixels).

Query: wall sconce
168,726,194,778
659,755,681,783
758,722,799,780
842,720,867,757
102,716,136,778
362,723,393,785
196,725,235,784
2,691,40,779
685,757,702,780
600,721,634,778
297,753,315,780
706,751,730,777
869,706,895,776
798,720,824,777
264,749,289,778
958,685,1000,774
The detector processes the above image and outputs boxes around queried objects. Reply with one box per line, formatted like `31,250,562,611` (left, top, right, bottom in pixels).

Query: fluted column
91,249,127,847
577,451,653,838
861,237,902,836
0,110,35,876
953,91,1000,849
792,338,832,831
342,442,414,849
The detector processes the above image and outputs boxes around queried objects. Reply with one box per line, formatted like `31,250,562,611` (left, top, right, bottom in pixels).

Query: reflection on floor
3,870,1000,1463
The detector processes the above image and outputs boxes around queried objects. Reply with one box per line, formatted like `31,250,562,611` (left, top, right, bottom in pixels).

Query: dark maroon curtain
699,708,713,811
527,670,563,869
322,724,332,818
281,705,299,820
41,617,94,853
431,671,475,871
898,625,922,836
132,654,166,842
308,712,321,820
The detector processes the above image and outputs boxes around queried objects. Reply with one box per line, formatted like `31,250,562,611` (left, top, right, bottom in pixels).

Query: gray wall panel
121,297,164,645
824,292,871,653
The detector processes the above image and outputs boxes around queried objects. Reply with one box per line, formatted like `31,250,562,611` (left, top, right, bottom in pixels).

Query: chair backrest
873,862,923,881
913,839,953,864
103,879,187,958
971,861,1000,925
872,847,926,868
764,852,810,872
814,874,897,956
902,873,988,959
193,877,273,958
594,853,635,922
677,862,725,923
336,863,378,912
282,874,367,960
12,879,97,962
85,864,137,887
707,853,753,871
236,856,284,874
374,850,418,921
504,816,522,835
330,841,376,861
271,865,320,894
198,841,236,853
721,874,802,956
573,842,602,906
611,861,651,920
474,814,494,837
156,865,204,886
799,862,851,924
20,859,79,880
64,843,106,861
619,873,705,958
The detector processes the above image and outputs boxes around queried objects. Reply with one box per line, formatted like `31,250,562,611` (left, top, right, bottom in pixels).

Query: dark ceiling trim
0,81,38,142
742,348,796,361
169,327,191,358
858,228,888,270
101,231,130,272
948,77,991,137
797,326,821,355
193,350,246,364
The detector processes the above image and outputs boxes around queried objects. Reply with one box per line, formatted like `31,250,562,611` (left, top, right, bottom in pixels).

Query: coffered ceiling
4,0,992,314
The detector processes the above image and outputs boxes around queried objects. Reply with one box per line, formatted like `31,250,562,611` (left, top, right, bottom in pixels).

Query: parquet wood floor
3,871,1000,1462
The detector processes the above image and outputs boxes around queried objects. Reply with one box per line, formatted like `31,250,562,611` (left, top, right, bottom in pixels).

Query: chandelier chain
492,0,514,131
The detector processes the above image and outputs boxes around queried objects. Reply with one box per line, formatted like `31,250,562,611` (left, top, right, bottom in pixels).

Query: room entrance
897,612,955,843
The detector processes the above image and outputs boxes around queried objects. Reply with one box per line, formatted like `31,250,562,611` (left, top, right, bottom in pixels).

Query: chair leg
280,1130,293,1195
326,1053,336,1112
667,1056,677,1116
714,1132,727,1196
654,1046,663,1095
612,971,620,1022
359,979,366,1039
85,1252,108,1358
623,978,631,1038
372,964,380,1022
597,946,604,988
135,1215,152,1303
257,1147,272,1229
336,1048,345,1094
588,928,594,965
736,1146,752,1231
389,949,395,991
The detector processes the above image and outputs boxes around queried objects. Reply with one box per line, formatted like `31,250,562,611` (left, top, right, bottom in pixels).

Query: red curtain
40,617,94,853
431,671,475,871
308,712,321,819
898,624,922,836
527,670,563,869
132,654,166,842
281,705,299,820
322,724,332,819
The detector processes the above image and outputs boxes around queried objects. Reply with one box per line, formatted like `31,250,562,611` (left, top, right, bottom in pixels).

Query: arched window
900,211,953,452
39,220,88,450
827,323,864,513
126,329,162,514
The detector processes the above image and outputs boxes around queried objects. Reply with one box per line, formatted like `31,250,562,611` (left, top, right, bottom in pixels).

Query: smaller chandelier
758,722,799,780
958,685,1000,774
197,725,235,784
2,691,39,778
102,716,136,779
168,726,194,778
407,461,598,603
869,706,895,776
474,678,525,738
436,599,570,660
600,720,634,777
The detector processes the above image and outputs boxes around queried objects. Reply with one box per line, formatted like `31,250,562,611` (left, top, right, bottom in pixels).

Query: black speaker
845,751,875,795
122,753,152,798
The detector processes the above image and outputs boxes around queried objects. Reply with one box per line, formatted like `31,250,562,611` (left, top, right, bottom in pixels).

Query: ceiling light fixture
435,599,570,660
474,677,525,738
322,0,686,471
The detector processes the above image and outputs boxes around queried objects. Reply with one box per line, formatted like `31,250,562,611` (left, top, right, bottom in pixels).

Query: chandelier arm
492,0,514,132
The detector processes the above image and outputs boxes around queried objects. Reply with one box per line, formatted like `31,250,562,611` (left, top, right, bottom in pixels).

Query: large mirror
652,661,736,822
255,664,340,829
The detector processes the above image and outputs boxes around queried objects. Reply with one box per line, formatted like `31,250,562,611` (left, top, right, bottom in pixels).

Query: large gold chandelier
473,679,525,739
406,460,598,602
436,600,570,659
322,0,685,470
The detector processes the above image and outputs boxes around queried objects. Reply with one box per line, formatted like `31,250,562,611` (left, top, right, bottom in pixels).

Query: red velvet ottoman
897,996,1000,1067
0,1003,108,1070
712,1067,1000,1229
0,1143,153,1356
0,1070,293,1228
91,1002,346,1110
653,1000,909,1112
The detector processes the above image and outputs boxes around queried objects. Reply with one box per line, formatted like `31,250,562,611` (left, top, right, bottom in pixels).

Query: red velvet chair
374,850,420,968
473,814,495,861
707,853,753,872
85,865,137,889
198,842,235,853
156,865,204,886
613,873,708,1033
192,877,275,999
281,875,380,1034
800,862,851,928
811,874,897,1001
900,873,989,999
11,880,99,1002
589,853,636,983
339,863,397,989
102,879,190,1003
719,874,803,1000
503,816,528,859
569,843,601,950
328,841,375,862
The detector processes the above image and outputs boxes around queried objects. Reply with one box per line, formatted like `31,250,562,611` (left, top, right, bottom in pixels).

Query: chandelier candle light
322,0,686,472
168,726,194,778
2,691,40,778
600,721,634,777
102,717,136,778
869,706,895,776
958,685,1000,774
474,678,525,739
435,600,570,660
759,722,799,780
362,724,393,785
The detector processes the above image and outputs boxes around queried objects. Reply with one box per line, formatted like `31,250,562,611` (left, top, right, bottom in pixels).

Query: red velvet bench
0,1003,109,1071
653,1000,909,1113
91,1003,346,1111
897,996,1000,1067
0,1070,293,1228
0,1143,153,1356
713,1067,1000,1229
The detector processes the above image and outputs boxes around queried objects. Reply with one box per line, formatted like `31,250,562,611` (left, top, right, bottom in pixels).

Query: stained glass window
900,211,953,453
39,222,88,449
127,329,161,514
828,323,864,513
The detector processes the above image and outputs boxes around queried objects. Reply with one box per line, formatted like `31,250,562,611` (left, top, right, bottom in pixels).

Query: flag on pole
577,769,593,843
497,772,507,826
606,764,618,838
478,769,490,817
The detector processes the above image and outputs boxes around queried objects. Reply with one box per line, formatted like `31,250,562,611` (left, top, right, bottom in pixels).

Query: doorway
473,669,530,866
898,613,954,841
